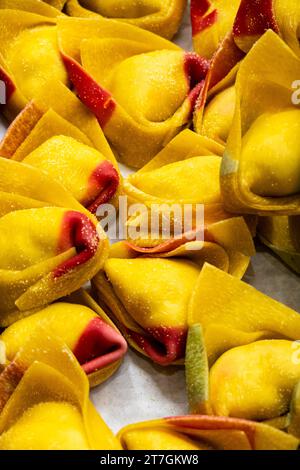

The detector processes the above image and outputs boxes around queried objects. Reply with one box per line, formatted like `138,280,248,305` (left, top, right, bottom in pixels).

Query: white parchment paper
0,5,299,434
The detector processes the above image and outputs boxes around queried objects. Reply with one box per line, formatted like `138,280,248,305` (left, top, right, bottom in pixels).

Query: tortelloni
0,1,68,120
221,31,300,215
0,151,112,333
0,290,127,387
186,264,300,435
65,0,187,39
118,415,299,450
92,224,254,367
0,331,121,450
93,243,205,366
0,99,120,213
241,110,300,198
58,16,209,168
0,206,109,327
209,340,300,422
123,129,255,277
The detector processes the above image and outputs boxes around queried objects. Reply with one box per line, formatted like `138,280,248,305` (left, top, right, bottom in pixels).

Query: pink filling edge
125,225,216,256
233,0,279,38
86,160,120,214
184,52,210,110
166,415,256,449
74,317,128,375
53,210,99,279
61,53,116,128
129,326,187,366
191,0,218,36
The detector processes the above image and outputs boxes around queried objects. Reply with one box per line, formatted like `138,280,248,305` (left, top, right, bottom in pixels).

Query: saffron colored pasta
191,0,300,59
193,34,243,143
0,206,109,326
186,264,300,433
191,0,242,59
233,0,300,57
58,16,209,168
0,331,121,449
0,290,127,387
118,415,299,450
123,129,255,274
65,0,187,39
0,2,67,120
92,226,254,366
221,31,300,215
0,100,120,213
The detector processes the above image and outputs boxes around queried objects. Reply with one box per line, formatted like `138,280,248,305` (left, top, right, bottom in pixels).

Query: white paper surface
0,5,299,435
